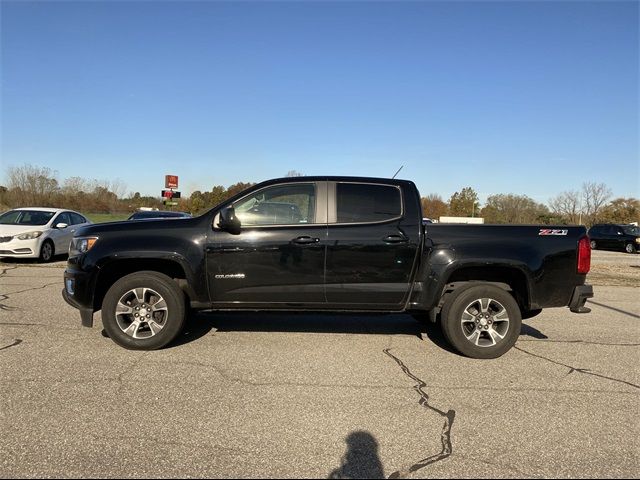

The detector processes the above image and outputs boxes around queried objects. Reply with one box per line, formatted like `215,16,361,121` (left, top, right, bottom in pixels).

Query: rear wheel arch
440,265,531,313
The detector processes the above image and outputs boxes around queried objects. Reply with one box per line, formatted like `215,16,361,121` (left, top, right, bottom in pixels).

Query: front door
206,181,327,306
49,212,74,253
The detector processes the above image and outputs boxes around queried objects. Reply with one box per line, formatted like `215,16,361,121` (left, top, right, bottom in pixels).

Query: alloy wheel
460,297,510,347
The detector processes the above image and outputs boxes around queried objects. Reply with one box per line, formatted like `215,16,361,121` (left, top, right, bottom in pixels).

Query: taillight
577,236,591,274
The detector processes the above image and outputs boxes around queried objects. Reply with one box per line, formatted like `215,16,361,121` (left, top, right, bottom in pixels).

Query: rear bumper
569,284,593,313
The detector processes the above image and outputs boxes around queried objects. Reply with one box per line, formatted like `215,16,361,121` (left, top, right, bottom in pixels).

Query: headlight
16,231,43,240
69,236,98,256
635,238,640,244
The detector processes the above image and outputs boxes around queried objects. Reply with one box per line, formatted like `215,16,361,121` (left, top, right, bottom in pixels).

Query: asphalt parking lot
1,250,638,478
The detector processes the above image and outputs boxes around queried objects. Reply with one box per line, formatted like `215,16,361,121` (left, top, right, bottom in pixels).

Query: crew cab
62,176,593,358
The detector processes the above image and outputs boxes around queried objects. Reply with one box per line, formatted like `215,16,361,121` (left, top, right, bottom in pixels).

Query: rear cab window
334,183,402,224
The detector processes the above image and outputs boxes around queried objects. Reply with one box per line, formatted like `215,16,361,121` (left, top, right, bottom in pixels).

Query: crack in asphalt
0,266,20,310
518,339,640,346
383,348,455,479
514,346,640,390
0,322,51,326
0,282,60,311
0,338,23,351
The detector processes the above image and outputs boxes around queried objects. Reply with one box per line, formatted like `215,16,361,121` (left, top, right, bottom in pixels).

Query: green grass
85,213,130,223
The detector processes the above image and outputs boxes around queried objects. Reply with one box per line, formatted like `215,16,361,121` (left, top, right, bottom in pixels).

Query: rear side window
69,213,87,225
336,183,401,223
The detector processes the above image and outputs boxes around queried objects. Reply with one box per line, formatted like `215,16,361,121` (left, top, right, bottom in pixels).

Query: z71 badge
539,229,568,236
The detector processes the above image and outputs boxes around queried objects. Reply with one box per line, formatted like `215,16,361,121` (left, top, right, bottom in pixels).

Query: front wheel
39,239,54,262
440,284,522,359
101,271,186,350
625,243,636,254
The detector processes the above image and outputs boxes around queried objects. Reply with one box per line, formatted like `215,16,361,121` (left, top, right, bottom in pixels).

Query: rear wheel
440,284,521,359
590,240,597,250
101,271,186,350
39,240,54,262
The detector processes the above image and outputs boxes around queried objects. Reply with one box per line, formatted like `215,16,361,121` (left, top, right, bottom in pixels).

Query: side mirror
55,222,68,229
218,207,241,235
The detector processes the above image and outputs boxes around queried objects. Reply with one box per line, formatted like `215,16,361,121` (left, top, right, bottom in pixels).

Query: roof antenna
391,165,404,179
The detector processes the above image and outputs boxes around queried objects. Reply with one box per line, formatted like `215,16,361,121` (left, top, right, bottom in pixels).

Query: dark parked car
587,224,640,254
127,211,192,221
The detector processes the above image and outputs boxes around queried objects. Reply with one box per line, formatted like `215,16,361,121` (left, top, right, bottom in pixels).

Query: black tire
590,240,597,250
39,239,54,263
101,271,186,350
625,243,636,254
440,284,522,359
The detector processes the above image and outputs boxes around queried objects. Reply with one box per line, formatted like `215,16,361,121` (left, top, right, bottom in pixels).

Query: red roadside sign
165,175,179,189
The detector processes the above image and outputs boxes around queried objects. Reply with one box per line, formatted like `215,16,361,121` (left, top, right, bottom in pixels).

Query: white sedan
0,208,92,262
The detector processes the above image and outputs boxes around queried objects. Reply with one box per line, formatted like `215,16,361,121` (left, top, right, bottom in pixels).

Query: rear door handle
383,234,408,244
292,236,320,245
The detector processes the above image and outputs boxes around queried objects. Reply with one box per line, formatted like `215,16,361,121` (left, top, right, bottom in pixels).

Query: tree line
0,164,637,226
422,182,638,225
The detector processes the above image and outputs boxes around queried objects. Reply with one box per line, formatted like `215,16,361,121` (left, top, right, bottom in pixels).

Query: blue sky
1,0,638,204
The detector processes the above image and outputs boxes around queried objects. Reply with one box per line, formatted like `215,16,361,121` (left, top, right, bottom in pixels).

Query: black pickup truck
63,176,593,358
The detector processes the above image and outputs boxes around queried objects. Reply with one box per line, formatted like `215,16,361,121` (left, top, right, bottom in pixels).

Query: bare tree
582,181,612,225
285,170,303,177
549,190,581,224
6,164,60,206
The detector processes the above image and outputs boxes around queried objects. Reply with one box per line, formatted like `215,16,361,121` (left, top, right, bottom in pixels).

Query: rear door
324,181,421,309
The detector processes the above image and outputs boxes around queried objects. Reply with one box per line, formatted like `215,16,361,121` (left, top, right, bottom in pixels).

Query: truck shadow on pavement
171,311,554,355
170,311,459,353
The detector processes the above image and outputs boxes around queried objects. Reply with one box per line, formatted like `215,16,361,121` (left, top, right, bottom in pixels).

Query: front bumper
0,237,41,258
62,288,94,327
569,284,593,313
62,267,96,327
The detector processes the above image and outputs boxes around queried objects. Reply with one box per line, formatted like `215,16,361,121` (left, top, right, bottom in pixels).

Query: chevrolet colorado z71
63,176,593,358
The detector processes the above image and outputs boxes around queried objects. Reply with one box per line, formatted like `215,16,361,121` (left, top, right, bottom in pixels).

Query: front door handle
383,234,408,244
292,236,320,245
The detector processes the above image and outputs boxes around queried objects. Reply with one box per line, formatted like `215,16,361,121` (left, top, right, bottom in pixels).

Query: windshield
0,210,55,226
622,225,639,235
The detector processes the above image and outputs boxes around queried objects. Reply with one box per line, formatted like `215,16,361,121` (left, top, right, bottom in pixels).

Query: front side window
623,225,639,235
336,183,401,223
56,212,72,225
233,183,316,226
